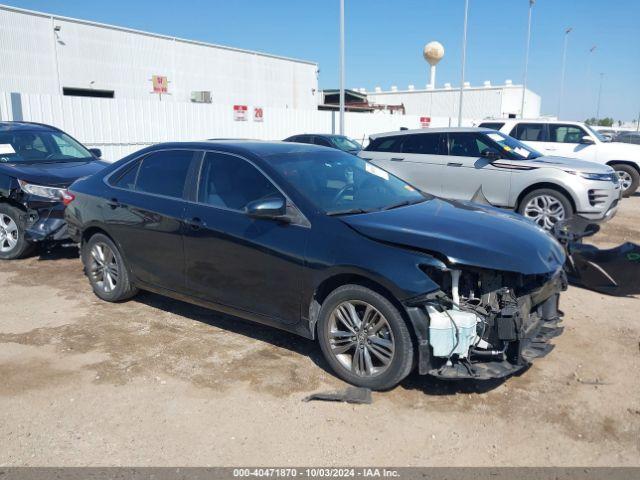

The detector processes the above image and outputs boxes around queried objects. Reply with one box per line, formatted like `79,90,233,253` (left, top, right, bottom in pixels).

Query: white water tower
423,41,445,89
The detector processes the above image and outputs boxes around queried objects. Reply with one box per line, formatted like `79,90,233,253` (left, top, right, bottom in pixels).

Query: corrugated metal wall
1,92,451,161
0,5,319,109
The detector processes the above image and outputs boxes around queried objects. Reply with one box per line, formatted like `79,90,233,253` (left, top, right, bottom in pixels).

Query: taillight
61,190,76,206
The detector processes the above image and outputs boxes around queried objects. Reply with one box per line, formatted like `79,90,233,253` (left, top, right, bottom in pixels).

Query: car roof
0,121,61,132
288,133,348,138
370,127,493,139
145,139,335,160
481,118,585,125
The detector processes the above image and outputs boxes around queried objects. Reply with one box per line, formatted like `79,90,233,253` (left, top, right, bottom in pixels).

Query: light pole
557,26,572,119
339,0,345,135
458,0,469,127
520,0,535,118
595,73,604,120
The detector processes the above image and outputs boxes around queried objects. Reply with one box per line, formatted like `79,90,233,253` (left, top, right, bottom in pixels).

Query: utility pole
595,73,604,120
520,0,535,118
339,0,345,135
458,0,469,127
557,26,572,119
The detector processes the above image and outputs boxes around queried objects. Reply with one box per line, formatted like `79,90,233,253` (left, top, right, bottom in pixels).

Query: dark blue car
0,121,107,259
65,141,566,389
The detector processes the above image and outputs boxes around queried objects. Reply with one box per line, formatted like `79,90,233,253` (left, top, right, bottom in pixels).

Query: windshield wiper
326,208,370,216
382,198,426,211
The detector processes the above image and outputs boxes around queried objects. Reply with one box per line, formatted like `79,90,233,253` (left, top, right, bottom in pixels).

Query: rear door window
510,123,546,141
133,150,194,199
400,133,443,154
548,124,587,143
313,137,333,147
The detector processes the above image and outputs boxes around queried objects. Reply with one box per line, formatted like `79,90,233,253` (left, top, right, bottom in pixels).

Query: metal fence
0,91,469,161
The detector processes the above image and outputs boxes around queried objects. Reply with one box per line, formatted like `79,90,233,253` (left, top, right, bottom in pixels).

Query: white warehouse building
365,81,541,121
0,4,319,109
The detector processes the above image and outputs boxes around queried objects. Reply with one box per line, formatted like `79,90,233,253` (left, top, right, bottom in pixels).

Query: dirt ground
1,197,639,467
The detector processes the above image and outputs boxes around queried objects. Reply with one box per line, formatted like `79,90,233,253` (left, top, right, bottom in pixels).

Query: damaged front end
405,266,567,380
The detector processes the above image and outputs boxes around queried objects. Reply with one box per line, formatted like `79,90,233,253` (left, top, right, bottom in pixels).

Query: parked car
65,141,566,390
615,131,640,145
284,134,362,154
361,128,621,231
478,119,640,197
0,121,107,259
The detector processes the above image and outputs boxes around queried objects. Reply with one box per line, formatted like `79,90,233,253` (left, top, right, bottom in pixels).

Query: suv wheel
317,285,414,390
0,204,36,260
82,233,138,302
518,188,573,231
612,164,639,197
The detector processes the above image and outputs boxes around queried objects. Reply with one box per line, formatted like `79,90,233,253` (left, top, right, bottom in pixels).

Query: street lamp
520,0,535,118
595,72,604,120
458,0,469,127
339,0,345,135
557,26,572,119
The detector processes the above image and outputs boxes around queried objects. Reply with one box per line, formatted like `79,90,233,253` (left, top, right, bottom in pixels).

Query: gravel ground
0,197,639,467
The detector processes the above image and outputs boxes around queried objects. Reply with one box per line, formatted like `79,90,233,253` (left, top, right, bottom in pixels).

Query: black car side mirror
481,150,501,161
245,195,289,222
89,148,102,158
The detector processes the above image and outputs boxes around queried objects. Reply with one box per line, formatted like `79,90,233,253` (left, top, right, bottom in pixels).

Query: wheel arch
606,160,640,174
307,273,416,343
516,182,577,213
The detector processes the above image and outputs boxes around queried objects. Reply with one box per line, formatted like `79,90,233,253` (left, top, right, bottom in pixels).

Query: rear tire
518,188,573,231
0,203,36,260
612,164,639,197
317,284,414,390
82,233,138,302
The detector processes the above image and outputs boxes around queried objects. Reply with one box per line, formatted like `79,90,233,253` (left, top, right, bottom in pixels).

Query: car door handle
447,162,463,167
390,157,405,161
185,217,203,230
106,198,125,209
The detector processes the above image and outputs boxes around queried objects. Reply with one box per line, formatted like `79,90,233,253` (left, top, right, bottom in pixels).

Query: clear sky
4,0,639,121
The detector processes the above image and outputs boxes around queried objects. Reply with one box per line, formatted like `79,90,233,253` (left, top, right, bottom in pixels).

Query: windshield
481,130,542,160
268,150,428,215
584,125,608,142
330,136,362,152
0,130,93,163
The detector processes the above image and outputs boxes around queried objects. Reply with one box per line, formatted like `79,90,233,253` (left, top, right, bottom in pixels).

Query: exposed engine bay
408,266,566,380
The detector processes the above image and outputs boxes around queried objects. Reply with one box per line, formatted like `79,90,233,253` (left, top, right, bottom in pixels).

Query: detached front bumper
22,200,69,242
404,269,567,380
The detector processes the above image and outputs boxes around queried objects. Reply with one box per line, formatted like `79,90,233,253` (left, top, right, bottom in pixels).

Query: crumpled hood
0,160,108,187
495,155,613,173
341,197,566,275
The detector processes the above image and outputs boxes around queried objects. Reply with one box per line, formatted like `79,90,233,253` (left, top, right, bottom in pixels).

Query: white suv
478,119,640,197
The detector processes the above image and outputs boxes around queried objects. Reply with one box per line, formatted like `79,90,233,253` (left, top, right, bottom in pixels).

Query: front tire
612,164,639,197
0,204,36,260
82,233,138,302
518,188,573,231
317,285,414,390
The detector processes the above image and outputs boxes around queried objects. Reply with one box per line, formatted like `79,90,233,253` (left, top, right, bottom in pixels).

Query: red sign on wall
152,75,168,94
234,105,248,121
254,107,264,122
420,116,431,128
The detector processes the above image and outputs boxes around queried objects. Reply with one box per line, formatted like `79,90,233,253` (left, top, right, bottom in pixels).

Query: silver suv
360,127,621,230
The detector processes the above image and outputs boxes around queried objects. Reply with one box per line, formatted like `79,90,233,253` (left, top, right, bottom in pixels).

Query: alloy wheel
523,195,566,230
89,242,119,293
616,170,633,192
0,213,19,253
328,301,395,377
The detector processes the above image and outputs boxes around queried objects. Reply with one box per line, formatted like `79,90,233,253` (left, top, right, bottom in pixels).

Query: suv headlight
18,179,66,200
570,171,617,182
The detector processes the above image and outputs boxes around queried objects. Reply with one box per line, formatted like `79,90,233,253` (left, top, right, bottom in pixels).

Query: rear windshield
0,130,93,163
330,136,361,152
478,122,505,131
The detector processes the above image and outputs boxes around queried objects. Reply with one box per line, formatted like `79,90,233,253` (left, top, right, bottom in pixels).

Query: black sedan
65,141,566,389
283,134,362,154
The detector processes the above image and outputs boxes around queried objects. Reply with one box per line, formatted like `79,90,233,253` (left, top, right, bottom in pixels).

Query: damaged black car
65,141,567,390
0,121,107,259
